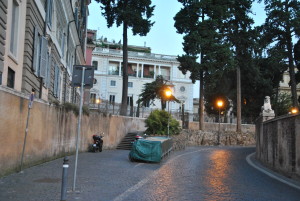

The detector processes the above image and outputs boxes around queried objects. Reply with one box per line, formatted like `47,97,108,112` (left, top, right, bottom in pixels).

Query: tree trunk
286,29,298,107
283,0,299,108
199,70,204,130
236,66,242,133
120,21,129,116
199,12,205,131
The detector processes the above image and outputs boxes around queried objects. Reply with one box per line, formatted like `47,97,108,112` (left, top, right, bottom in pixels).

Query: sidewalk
246,152,300,190
0,149,161,201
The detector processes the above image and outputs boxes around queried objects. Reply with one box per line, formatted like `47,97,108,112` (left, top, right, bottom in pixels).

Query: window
90,93,96,104
127,96,133,106
92,61,98,70
53,64,61,98
46,0,53,27
110,80,116,86
7,68,15,88
108,65,119,75
128,82,133,88
33,26,49,81
109,95,115,104
10,0,19,57
180,86,185,92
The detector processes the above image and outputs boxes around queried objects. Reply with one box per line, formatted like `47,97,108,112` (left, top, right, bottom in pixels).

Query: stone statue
261,96,275,121
261,96,274,113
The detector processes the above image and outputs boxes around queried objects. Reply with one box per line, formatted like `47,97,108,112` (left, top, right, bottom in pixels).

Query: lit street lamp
96,98,101,112
217,100,224,145
165,88,172,138
291,107,299,114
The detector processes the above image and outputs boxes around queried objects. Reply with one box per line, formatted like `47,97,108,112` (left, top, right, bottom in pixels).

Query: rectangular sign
71,65,95,89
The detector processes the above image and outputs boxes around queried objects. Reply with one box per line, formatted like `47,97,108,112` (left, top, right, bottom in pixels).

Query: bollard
61,156,69,201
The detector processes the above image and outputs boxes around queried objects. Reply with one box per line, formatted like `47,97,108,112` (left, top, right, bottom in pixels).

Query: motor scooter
92,134,103,152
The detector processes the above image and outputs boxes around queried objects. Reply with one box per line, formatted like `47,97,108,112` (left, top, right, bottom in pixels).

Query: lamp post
217,100,224,145
165,88,172,138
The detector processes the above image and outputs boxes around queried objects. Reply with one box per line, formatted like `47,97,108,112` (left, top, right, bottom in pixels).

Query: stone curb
246,152,300,190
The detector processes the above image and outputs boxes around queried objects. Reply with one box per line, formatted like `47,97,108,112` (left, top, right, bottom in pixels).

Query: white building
90,45,194,117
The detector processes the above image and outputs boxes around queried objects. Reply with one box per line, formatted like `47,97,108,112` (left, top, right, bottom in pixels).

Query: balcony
94,47,178,61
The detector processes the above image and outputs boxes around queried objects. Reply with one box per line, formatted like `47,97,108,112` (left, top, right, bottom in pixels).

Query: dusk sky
87,0,266,98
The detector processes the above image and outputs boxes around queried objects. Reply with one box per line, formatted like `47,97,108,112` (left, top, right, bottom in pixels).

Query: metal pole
167,101,170,138
218,108,221,145
61,156,69,201
20,107,31,172
73,67,85,191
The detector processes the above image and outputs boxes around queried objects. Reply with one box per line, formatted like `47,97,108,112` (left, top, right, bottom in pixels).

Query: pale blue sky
87,0,266,98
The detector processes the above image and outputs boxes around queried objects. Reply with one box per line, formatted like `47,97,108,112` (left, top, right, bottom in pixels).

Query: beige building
0,0,90,104
2,0,27,91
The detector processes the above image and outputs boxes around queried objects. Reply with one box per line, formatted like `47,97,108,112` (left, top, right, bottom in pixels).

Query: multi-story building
1,0,90,104
2,0,27,91
90,40,194,118
279,70,300,97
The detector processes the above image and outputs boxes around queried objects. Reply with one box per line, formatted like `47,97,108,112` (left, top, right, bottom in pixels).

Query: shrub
145,109,181,135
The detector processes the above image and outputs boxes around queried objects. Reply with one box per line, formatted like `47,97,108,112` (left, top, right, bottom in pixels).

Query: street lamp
217,100,224,145
165,88,172,138
291,107,299,114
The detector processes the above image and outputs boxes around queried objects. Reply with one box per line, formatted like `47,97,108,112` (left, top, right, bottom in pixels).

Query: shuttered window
32,27,41,74
54,64,60,98
39,37,48,78
46,0,53,28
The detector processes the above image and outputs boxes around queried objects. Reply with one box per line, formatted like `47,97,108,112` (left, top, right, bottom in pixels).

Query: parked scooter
92,134,103,152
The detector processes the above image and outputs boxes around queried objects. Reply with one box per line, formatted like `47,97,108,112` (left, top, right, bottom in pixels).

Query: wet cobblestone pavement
0,146,300,201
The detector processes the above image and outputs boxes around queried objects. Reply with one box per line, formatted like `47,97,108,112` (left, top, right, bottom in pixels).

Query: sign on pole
72,65,95,89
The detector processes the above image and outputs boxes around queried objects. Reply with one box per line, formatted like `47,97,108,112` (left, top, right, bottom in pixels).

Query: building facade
0,0,90,104
2,0,27,91
90,45,194,117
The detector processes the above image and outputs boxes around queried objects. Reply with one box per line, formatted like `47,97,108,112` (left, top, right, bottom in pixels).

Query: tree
145,110,181,135
174,0,233,130
137,75,179,110
217,0,255,132
95,0,155,115
259,0,300,108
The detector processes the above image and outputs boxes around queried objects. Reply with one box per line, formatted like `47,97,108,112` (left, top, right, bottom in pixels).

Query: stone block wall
256,114,300,180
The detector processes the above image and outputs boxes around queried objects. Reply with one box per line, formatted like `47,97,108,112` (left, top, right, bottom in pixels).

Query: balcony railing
94,47,178,61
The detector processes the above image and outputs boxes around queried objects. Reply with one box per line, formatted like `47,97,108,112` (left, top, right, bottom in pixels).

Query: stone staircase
116,131,145,150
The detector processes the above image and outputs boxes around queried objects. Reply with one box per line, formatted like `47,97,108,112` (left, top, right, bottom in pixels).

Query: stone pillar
256,96,275,160
141,63,144,78
119,61,122,76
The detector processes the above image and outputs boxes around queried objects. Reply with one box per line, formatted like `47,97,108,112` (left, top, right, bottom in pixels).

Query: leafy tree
145,110,181,135
216,0,255,131
95,0,155,115
174,0,233,130
259,0,300,107
137,75,179,110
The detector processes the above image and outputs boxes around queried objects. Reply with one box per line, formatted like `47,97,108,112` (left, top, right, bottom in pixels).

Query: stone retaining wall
172,129,255,151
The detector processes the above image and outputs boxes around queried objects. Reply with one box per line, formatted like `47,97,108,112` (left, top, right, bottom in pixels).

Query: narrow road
1,147,300,201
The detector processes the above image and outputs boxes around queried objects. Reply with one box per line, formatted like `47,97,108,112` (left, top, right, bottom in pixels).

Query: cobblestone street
1,147,300,201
